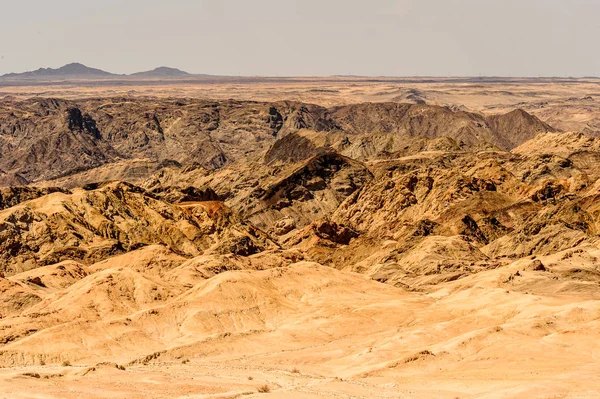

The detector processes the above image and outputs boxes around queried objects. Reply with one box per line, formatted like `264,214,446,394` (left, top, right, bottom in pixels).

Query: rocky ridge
0,98,553,185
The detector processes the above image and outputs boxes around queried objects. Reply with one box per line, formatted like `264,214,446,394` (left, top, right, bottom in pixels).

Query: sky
1,0,599,77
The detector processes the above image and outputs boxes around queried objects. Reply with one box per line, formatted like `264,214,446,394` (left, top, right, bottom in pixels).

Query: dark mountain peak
485,108,556,148
1,64,213,80
2,63,116,79
62,62,86,69
58,62,109,75
130,66,191,78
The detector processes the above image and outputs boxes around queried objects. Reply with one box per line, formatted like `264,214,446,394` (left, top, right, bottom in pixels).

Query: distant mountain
0,63,210,81
1,63,117,79
129,66,191,78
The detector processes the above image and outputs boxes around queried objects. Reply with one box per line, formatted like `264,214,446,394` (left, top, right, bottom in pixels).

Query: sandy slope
1,253,599,398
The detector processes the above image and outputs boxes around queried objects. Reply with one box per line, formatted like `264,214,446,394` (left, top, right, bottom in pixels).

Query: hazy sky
1,0,599,77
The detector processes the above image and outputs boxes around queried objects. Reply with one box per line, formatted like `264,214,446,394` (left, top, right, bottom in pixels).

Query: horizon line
1,62,599,80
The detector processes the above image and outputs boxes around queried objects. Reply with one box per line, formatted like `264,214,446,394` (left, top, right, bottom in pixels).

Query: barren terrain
1,77,600,398
3,76,600,134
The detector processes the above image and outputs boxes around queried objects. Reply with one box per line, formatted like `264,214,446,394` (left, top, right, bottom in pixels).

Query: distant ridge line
0,63,206,80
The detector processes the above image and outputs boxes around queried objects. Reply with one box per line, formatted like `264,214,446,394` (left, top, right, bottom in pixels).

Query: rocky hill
1,63,118,80
0,63,205,81
129,66,191,78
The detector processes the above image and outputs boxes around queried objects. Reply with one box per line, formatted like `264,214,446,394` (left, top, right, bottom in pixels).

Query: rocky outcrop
0,182,275,275
147,185,221,204
486,109,556,149
0,186,69,210
242,151,373,234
